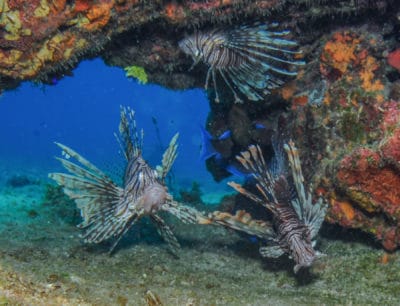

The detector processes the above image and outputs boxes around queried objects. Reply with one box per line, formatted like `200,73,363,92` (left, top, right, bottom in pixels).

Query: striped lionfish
178,23,305,103
208,141,327,273
49,106,207,255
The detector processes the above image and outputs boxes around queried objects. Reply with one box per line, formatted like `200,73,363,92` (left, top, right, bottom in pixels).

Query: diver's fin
159,133,179,182
199,125,218,160
259,244,285,258
150,214,180,257
208,210,276,239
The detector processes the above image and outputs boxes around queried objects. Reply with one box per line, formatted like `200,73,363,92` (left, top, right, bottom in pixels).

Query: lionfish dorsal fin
284,140,327,237
233,145,278,212
117,106,143,161
159,133,179,181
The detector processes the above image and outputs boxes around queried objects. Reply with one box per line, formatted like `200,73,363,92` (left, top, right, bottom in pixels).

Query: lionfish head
291,230,317,274
138,182,168,214
178,35,202,60
124,156,168,214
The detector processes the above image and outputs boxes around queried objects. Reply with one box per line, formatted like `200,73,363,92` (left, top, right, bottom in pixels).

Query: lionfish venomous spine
179,23,304,103
49,106,208,255
209,141,327,273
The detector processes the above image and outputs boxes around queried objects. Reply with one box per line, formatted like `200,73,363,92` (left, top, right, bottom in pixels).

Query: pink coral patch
388,49,400,71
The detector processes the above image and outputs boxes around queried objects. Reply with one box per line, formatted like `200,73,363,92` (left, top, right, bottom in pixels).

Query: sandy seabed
0,181,399,306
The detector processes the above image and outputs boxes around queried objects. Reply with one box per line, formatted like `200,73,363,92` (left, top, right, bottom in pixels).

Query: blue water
0,58,232,202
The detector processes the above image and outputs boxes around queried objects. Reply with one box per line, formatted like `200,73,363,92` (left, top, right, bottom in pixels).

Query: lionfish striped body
210,141,327,273
49,106,207,255
179,23,304,103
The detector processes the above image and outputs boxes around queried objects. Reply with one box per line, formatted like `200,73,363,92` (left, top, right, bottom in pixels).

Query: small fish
199,126,252,179
199,125,231,161
49,106,208,255
209,141,327,273
179,23,304,103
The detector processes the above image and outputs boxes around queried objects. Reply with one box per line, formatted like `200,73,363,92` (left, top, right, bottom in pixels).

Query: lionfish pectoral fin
227,181,264,205
306,197,328,240
150,214,180,257
189,56,201,71
293,264,302,274
80,208,143,255
163,199,209,224
49,142,126,239
53,142,105,176
108,215,142,255
259,245,285,258
209,210,275,239
159,133,179,181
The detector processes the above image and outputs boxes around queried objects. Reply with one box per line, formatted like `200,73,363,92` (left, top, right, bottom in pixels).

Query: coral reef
0,0,397,92
283,29,400,251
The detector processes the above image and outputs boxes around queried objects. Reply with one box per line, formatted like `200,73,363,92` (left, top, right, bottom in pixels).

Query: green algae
0,296,11,306
340,109,365,143
124,65,148,85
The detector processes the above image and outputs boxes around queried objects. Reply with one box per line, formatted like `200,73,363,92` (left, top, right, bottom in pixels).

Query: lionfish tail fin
117,106,143,161
209,210,276,239
151,215,181,257
159,133,179,181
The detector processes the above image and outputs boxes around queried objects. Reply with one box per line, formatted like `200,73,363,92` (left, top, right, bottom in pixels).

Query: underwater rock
0,0,397,91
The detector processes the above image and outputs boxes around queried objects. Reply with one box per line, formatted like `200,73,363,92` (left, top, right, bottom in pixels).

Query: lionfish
208,141,327,273
49,106,207,255
178,23,304,103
